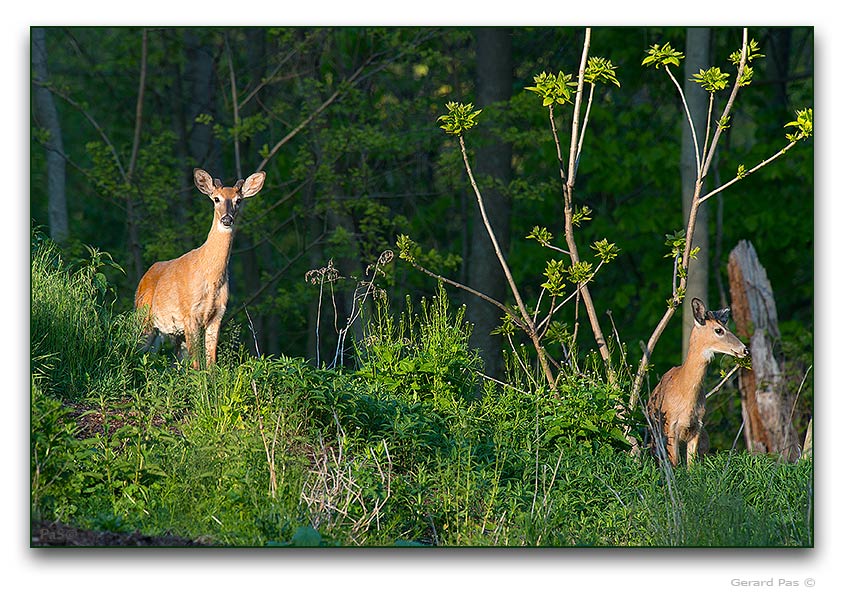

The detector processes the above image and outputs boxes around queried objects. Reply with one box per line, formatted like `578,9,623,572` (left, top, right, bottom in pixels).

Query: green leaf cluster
567,260,593,284
526,225,554,246
664,229,687,260
591,238,620,263
525,71,578,107
584,57,620,87
541,259,568,296
691,67,730,93
437,101,482,136
785,108,813,142
642,42,684,69
729,38,765,66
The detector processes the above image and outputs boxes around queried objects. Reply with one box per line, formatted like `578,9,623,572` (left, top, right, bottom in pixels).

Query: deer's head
690,297,749,361
194,168,266,232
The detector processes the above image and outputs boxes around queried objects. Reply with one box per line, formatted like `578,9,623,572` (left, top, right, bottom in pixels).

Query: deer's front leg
666,431,680,467
204,313,224,368
686,432,700,467
184,321,203,370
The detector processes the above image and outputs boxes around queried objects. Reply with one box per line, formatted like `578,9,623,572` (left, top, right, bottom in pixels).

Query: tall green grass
31,235,143,402
30,235,813,547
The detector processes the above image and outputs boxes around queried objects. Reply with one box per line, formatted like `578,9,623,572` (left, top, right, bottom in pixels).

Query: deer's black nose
221,214,234,227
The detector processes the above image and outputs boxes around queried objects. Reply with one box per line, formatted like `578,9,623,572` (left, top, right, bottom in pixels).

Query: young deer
647,297,749,467
135,168,266,369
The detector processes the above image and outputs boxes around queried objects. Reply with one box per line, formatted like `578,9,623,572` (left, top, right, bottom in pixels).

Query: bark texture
728,240,799,461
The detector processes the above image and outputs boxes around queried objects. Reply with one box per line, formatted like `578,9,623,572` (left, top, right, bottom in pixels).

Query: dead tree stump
728,240,800,461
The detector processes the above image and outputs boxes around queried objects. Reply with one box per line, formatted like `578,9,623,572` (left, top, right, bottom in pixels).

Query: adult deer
647,297,749,467
135,168,266,369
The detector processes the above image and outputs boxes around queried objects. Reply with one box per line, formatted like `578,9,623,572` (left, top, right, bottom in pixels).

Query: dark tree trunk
466,27,513,379
32,28,69,244
681,27,711,358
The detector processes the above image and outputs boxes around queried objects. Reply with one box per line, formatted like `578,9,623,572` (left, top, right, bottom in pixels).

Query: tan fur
647,298,748,467
135,168,266,369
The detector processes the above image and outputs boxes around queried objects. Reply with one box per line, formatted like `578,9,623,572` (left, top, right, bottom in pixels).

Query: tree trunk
466,27,513,379
728,240,800,461
681,27,711,358
32,28,69,244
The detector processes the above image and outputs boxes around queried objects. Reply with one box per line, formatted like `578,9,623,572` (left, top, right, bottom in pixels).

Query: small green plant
437,101,482,135
525,71,578,106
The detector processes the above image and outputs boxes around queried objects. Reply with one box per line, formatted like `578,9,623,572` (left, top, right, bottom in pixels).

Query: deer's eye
213,197,220,203
715,327,724,336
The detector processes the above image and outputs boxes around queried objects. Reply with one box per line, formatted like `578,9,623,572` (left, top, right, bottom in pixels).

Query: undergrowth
30,235,813,547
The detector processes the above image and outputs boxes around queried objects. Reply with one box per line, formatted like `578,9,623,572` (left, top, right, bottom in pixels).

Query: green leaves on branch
664,230,699,264
567,261,594,284
542,259,568,296
396,234,419,264
785,108,813,142
572,205,592,227
526,71,578,107
526,225,554,246
729,38,765,66
541,259,594,296
437,101,482,136
591,238,620,264
584,57,621,87
728,39,764,87
691,67,730,93
642,42,684,69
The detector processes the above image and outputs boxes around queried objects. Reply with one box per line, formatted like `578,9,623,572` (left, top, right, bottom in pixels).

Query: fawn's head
689,297,749,361
194,168,266,232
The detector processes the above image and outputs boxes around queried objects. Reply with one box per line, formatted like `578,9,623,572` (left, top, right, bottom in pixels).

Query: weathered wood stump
728,240,800,461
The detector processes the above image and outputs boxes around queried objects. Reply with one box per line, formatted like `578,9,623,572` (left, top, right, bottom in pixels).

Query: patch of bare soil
32,521,208,547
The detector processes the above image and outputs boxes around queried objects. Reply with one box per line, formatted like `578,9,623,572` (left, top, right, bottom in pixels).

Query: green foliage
584,57,620,87
642,42,684,69
541,259,567,296
31,233,143,401
691,67,730,93
591,238,620,263
357,285,483,409
526,225,554,246
785,108,813,142
525,71,578,106
30,253,812,546
437,101,482,136
729,38,765,65
542,368,630,450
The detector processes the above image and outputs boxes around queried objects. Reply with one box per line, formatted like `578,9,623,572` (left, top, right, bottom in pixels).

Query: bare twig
704,364,740,400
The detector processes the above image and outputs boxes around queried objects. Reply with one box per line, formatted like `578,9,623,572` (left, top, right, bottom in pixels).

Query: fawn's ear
194,168,216,196
240,171,266,198
691,297,707,327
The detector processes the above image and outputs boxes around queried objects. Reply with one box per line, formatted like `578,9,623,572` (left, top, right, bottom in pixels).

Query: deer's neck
677,331,714,401
196,221,235,281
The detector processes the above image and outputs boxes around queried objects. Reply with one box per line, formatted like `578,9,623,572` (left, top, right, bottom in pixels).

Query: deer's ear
240,171,266,198
194,169,216,196
691,297,707,327
712,308,731,325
